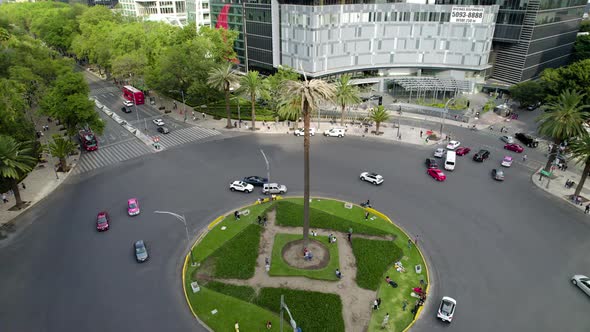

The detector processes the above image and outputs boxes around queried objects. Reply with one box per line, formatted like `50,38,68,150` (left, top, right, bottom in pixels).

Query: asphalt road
1,127,589,332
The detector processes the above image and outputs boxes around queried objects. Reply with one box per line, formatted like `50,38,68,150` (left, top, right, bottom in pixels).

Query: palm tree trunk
224,88,232,129
574,158,590,198
251,92,256,131
302,102,311,248
60,157,68,172
340,103,346,126
544,142,559,172
375,122,380,135
10,180,24,208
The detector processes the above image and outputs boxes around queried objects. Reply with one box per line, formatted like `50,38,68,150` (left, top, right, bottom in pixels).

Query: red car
504,143,524,153
96,211,110,231
455,147,471,156
427,168,446,181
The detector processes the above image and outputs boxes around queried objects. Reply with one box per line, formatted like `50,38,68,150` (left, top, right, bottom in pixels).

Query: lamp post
397,106,402,139
154,210,196,266
441,98,456,137
169,89,187,123
260,149,270,183
229,87,241,128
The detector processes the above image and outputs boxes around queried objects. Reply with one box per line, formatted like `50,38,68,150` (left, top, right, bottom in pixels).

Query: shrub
205,224,262,279
202,281,256,303
254,288,344,332
352,238,403,290
276,201,389,236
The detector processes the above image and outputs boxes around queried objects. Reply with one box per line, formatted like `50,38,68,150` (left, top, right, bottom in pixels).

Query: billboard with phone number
450,6,485,24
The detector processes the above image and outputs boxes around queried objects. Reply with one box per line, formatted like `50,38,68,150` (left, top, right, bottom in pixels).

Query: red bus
122,85,145,105
79,129,98,151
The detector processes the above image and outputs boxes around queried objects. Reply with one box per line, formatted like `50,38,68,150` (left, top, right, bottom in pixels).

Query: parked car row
229,176,288,195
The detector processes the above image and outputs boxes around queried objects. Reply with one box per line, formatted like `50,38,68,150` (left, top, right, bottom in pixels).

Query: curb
181,197,430,332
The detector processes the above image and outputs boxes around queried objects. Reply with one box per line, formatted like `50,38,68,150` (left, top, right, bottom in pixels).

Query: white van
444,151,456,171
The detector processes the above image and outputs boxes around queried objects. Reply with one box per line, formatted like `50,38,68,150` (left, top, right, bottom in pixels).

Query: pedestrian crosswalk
156,126,220,150
71,139,153,175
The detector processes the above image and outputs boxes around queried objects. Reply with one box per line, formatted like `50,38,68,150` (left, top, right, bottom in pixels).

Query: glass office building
210,0,586,87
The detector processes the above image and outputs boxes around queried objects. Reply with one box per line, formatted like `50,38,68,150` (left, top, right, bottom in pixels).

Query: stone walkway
212,209,394,332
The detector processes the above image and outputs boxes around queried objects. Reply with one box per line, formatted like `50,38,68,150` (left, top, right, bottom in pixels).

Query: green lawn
255,288,345,332
270,233,339,281
201,223,262,279
368,244,427,332
200,280,256,303
192,203,274,262
352,238,404,290
275,200,390,236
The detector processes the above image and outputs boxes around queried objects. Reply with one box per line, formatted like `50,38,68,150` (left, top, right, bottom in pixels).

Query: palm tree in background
46,134,77,172
334,74,361,126
239,70,267,131
537,90,589,172
279,76,336,247
207,63,240,129
569,134,590,199
0,136,37,208
368,105,390,135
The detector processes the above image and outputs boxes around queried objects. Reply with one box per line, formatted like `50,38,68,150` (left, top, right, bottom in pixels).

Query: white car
360,172,384,185
229,181,254,193
294,128,316,136
572,275,590,296
501,135,514,144
437,296,456,323
123,100,133,107
446,140,460,150
323,128,346,137
152,119,165,126
262,183,287,195
434,148,445,158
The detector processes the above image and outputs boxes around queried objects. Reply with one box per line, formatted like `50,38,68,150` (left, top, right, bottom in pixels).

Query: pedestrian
202,112,206,119
347,231,352,242
407,239,412,249
402,300,408,311
266,321,272,329
385,275,397,287
414,235,419,246
522,154,527,162
235,321,240,332
192,111,195,118
373,299,379,310
265,257,270,266
263,216,267,226
328,233,332,243
21,182,25,190
258,216,262,225
2,193,8,203
335,268,342,279
365,211,369,220
425,137,429,143
377,297,382,308
419,130,423,138
585,204,590,214
234,210,240,220
381,313,389,329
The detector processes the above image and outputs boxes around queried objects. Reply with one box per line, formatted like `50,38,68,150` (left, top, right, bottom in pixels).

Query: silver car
262,183,287,195
134,240,149,263
501,135,514,144
572,275,590,296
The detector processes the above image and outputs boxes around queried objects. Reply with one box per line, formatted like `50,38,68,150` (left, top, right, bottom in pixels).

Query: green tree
573,35,590,62
265,66,300,116
368,105,390,135
207,63,240,129
29,6,79,54
46,134,77,171
278,77,336,247
541,59,590,106
568,134,590,199
0,136,37,208
239,70,267,130
580,20,590,33
509,81,545,107
537,90,589,171
111,52,147,86
334,74,361,126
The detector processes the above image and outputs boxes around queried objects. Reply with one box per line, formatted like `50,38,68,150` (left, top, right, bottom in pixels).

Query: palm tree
0,136,37,208
569,134,590,199
334,74,361,126
239,70,267,131
46,134,77,172
368,105,391,135
537,89,589,171
279,76,336,247
207,63,240,129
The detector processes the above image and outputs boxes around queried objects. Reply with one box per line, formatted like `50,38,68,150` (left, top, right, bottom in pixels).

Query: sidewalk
532,163,590,213
0,120,79,235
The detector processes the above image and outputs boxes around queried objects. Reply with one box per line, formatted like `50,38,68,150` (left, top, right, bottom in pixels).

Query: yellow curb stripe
207,215,225,230
182,252,198,319
365,207,391,223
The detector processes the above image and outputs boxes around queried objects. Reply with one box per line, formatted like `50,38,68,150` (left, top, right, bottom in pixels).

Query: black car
121,107,132,113
157,127,170,134
473,149,490,162
527,102,542,111
242,175,268,187
515,132,538,148
425,158,438,169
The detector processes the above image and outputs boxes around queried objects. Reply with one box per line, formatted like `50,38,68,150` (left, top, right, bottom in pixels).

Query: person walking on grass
381,313,389,329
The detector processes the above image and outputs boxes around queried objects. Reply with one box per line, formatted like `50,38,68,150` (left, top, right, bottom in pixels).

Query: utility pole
260,149,270,182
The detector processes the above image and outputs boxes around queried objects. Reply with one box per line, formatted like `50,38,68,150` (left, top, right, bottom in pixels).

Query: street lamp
260,149,270,183
154,210,196,266
229,87,241,128
441,98,456,137
169,90,188,123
